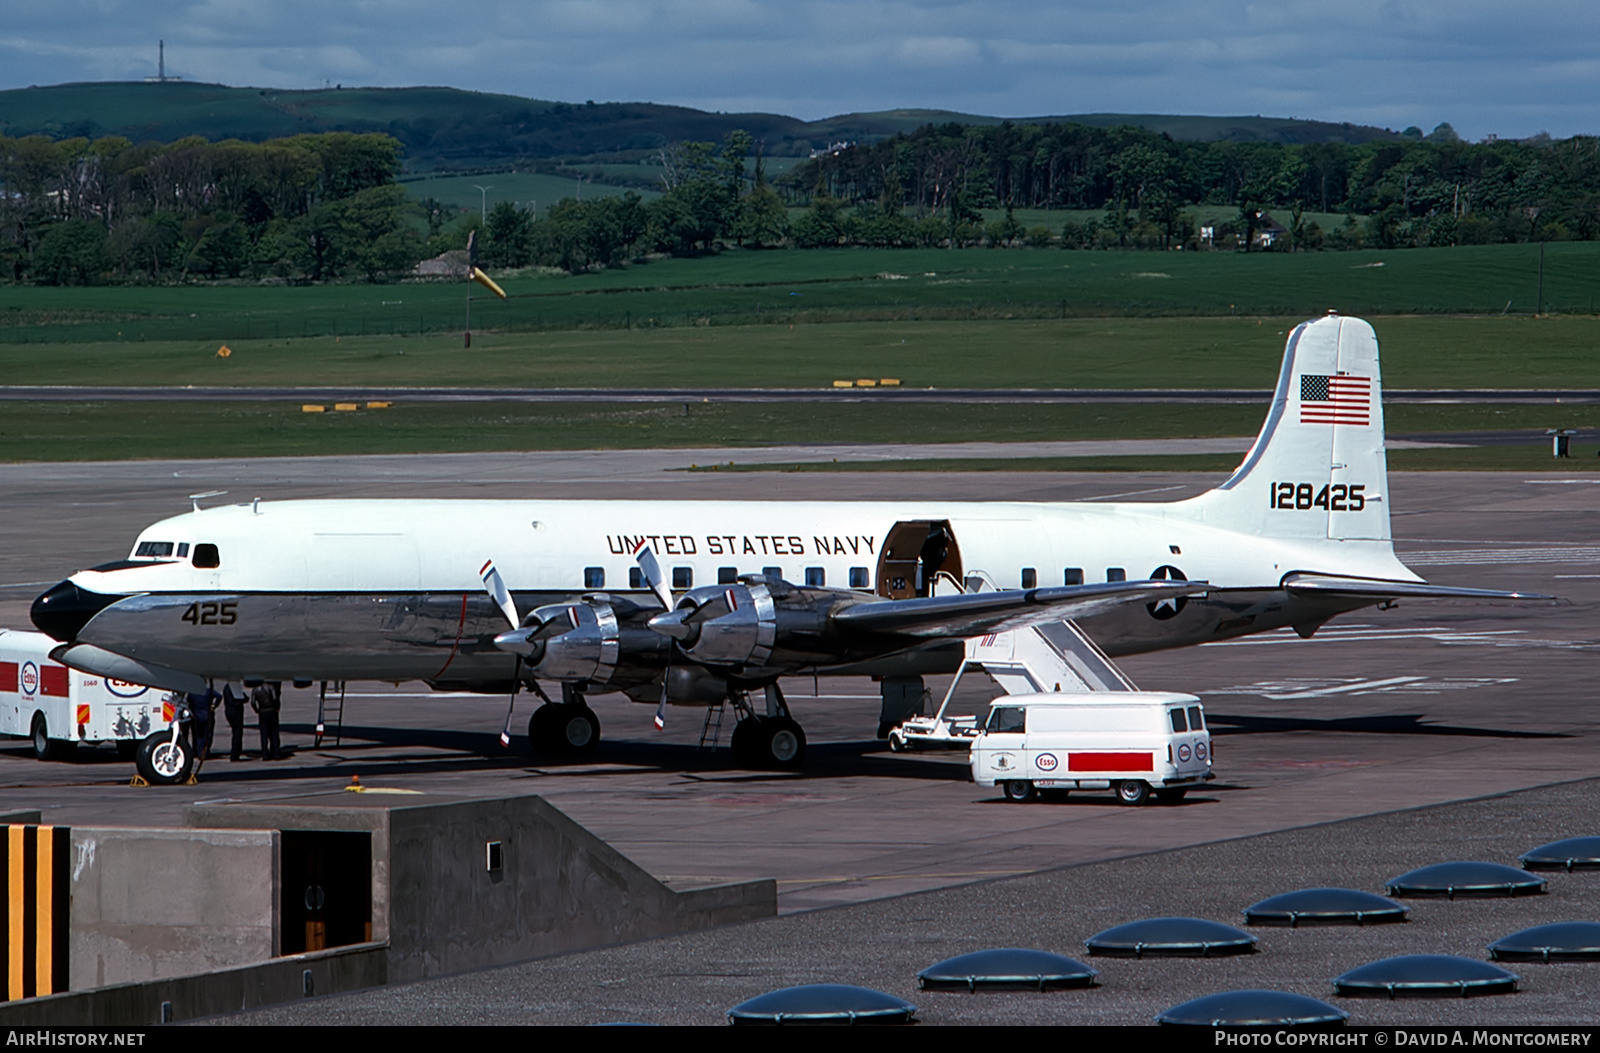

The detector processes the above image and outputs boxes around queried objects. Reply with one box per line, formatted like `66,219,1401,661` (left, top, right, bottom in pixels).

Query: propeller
480,559,523,748
633,542,673,730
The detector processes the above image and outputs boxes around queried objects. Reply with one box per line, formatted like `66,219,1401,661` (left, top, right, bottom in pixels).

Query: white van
0,628,173,759
969,691,1214,805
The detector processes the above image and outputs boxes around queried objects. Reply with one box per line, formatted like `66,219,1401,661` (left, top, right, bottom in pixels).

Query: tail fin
1185,314,1391,543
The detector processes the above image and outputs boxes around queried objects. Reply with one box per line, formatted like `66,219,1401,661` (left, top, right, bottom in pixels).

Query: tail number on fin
1270,483,1366,512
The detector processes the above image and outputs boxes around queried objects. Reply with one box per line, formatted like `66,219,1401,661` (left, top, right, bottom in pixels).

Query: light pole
473,185,493,222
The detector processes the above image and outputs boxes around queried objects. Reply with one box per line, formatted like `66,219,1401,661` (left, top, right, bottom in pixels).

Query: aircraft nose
31,580,118,642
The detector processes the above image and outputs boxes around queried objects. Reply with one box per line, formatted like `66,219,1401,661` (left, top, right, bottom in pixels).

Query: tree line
782,121,1600,251
0,128,796,284
0,131,425,284
8,119,1600,287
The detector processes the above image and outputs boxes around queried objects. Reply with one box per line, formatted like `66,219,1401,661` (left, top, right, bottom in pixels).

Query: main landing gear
526,686,601,757
727,683,807,770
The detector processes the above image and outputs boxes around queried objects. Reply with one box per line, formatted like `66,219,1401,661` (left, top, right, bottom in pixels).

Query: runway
2,454,1598,1024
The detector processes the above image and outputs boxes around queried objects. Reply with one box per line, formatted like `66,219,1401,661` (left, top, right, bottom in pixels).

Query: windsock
471,267,506,299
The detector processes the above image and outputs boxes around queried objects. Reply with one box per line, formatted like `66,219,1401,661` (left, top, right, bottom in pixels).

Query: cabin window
986,707,1026,733
672,567,693,590
1106,567,1126,582
135,541,174,558
1021,568,1037,589
1187,706,1205,731
584,567,604,589
629,567,643,589
805,567,825,587
718,566,738,584
1169,708,1188,733
849,567,869,589
193,544,221,569
1064,568,1084,586
762,566,782,581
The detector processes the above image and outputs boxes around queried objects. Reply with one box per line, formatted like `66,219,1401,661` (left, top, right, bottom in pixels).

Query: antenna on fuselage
188,490,228,512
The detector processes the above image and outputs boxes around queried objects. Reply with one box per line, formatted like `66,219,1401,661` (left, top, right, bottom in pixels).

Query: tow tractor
886,702,982,751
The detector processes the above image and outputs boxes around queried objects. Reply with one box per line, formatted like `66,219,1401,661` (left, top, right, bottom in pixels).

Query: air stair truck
0,628,173,760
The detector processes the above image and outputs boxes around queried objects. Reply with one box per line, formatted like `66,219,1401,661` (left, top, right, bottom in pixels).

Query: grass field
4,242,1597,347
5,240,1598,464
3,398,1596,464
398,171,660,216
1,315,1596,391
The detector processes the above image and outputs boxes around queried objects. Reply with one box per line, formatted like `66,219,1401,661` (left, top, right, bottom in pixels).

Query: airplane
30,314,1539,771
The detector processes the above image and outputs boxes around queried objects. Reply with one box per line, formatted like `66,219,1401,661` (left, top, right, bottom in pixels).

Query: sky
3,0,1598,141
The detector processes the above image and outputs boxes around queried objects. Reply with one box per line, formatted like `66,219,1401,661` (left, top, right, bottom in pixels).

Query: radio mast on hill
143,40,182,83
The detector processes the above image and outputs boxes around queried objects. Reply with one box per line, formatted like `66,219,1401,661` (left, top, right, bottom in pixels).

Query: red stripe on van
40,665,70,697
1069,751,1152,772
0,662,16,692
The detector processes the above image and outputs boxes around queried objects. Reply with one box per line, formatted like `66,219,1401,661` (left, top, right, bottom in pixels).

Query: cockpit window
135,541,174,558
192,543,220,569
986,707,1026,733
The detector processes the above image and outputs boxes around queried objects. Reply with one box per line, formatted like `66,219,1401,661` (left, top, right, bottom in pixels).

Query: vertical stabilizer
1186,315,1390,543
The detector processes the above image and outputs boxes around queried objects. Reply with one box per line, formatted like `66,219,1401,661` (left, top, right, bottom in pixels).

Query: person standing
223,683,246,761
186,686,216,772
251,681,282,760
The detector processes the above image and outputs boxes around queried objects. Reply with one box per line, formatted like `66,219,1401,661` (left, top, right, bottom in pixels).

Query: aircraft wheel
728,718,757,764
30,713,55,761
1003,780,1036,803
1116,780,1150,806
555,705,601,756
1154,787,1188,804
731,718,806,769
759,718,806,769
526,706,559,754
135,731,194,786
528,704,600,756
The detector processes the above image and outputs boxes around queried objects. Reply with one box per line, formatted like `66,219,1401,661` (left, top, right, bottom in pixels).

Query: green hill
0,82,1404,171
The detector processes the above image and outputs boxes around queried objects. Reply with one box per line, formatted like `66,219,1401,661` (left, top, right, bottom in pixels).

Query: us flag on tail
1299,373,1371,426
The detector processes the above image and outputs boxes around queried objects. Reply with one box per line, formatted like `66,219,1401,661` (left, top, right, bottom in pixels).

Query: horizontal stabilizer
1281,572,1552,602
834,580,1210,639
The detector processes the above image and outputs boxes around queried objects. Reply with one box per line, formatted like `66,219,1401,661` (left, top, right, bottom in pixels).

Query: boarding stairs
889,575,1137,750
315,680,347,748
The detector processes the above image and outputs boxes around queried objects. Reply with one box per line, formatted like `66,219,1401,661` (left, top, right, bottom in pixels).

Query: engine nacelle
525,599,620,683
651,583,776,668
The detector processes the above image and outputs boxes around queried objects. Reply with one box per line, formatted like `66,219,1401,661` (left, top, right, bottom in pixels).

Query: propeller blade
633,543,674,611
654,651,670,731
499,656,521,748
480,559,519,629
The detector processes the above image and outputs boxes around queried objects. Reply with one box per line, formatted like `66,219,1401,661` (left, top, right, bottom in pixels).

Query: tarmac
2,448,1598,1024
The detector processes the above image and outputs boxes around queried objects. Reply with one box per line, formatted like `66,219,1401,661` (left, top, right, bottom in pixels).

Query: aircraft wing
831,580,1210,639
1280,572,1552,602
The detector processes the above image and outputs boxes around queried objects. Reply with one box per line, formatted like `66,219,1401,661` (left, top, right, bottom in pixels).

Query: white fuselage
48,494,1413,690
